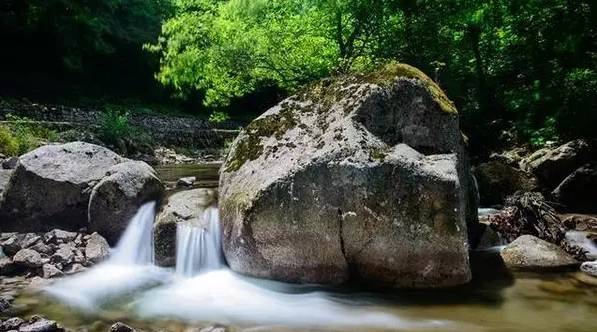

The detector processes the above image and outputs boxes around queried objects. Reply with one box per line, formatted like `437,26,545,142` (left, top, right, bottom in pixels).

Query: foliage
0,0,172,97
208,111,231,124
0,115,58,156
98,105,154,153
150,0,596,152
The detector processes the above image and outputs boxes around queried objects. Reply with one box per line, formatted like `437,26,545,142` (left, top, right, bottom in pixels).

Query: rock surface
0,142,124,231
84,233,110,263
500,235,579,271
580,261,597,277
552,164,597,213
220,63,477,288
88,161,164,243
474,160,537,206
0,142,164,243
521,139,594,189
154,188,217,266
109,322,136,332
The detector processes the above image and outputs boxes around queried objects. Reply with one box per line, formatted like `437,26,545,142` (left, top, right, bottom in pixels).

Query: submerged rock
220,63,477,288
500,235,579,271
19,316,61,332
88,161,164,244
154,188,217,266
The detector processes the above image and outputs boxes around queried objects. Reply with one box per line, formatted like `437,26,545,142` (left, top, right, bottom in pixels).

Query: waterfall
175,206,224,277
110,201,156,265
44,201,170,310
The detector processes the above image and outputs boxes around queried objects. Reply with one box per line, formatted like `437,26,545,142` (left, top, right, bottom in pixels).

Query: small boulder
580,261,597,278
109,322,136,332
64,263,86,275
88,161,164,244
42,264,63,279
84,233,110,263
500,235,579,271
44,230,77,244
50,245,74,265
0,235,23,256
13,249,45,268
20,234,41,249
176,176,196,187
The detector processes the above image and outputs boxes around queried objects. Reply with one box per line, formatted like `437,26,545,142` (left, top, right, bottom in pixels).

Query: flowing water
5,165,597,332
175,207,224,277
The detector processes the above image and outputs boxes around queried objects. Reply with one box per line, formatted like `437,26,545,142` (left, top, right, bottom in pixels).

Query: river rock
12,249,45,268
88,161,164,243
500,235,579,271
19,317,61,332
84,233,110,263
521,139,594,189
552,164,597,213
580,261,597,277
154,188,217,266
109,322,136,332
42,264,63,279
1,317,25,330
0,257,15,275
0,142,125,231
50,245,74,264
220,63,477,288
474,160,537,206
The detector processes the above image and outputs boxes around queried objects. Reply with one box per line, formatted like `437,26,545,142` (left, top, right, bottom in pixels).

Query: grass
0,115,58,156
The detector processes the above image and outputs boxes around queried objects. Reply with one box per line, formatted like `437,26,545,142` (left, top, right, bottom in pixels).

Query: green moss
224,108,298,172
301,62,457,115
369,147,388,161
362,62,457,114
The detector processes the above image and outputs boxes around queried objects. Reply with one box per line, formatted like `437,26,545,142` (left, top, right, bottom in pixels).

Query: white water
44,200,452,330
44,201,170,310
110,202,157,265
566,230,597,260
175,207,224,277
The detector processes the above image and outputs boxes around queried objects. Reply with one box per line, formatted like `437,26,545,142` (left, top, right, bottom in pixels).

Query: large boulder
552,164,597,213
154,188,217,266
88,161,164,244
500,235,579,271
220,63,477,288
0,142,125,231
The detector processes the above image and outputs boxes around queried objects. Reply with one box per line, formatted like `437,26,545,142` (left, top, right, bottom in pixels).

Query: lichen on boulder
220,63,478,288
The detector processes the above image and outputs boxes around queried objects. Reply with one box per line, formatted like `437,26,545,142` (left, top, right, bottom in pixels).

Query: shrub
98,105,134,147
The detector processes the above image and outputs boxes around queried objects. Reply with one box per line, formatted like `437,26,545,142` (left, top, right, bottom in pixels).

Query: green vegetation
1,0,596,155
0,115,58,156
98,106,154,153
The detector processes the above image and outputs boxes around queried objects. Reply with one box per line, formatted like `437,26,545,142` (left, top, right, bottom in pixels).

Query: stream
5,164,597,332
